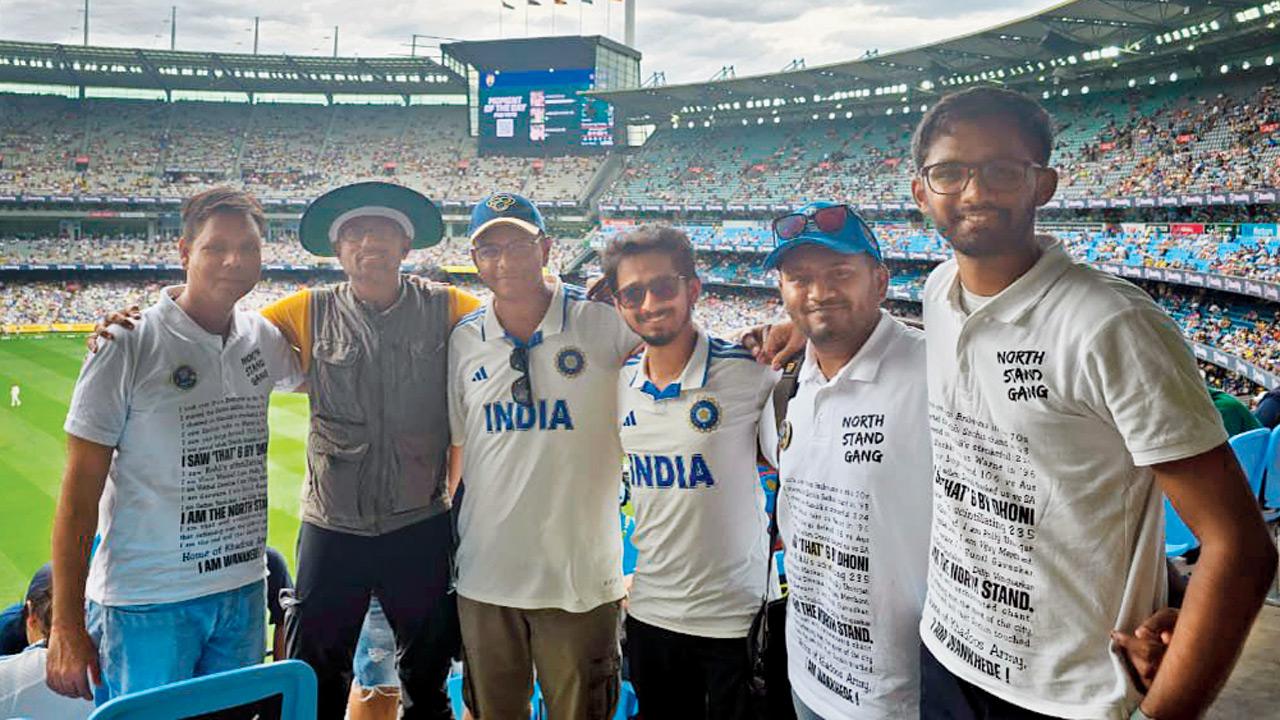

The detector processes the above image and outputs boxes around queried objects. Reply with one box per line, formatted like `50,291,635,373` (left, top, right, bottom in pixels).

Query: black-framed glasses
509,346,533,406
613,275,688,309
772,204,854,242
919,160,1045,195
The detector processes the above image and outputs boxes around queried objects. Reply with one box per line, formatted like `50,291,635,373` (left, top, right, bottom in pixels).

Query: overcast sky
3,0,1049,83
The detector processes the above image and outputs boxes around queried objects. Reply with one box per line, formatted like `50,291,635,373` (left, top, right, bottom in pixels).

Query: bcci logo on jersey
689,397,721,432
556,347,586,378
171,365,198,391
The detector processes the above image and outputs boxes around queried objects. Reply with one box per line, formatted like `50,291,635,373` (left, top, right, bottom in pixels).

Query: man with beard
910,87,1276,719
604,225,777,720
760,203,934,719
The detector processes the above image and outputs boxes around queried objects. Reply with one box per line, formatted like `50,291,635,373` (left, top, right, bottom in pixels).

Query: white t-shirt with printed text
64,287,302,606
762,312,934,719
618,328,778,638
449,281,640,612
919,237,1228,718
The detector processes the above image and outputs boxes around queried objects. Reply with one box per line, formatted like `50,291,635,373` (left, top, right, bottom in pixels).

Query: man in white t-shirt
9,384,18,407
909,87,1277,719
448,193,640,719
603,224,777,719
758,202,934,719
45,188,302,703
0,564,93,719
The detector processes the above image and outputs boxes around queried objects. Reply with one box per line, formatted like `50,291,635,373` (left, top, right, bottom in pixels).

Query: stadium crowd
0,233,588,274
0,98,602,202
592,222,1280,284
0,75,1272,207
605,76,1280,206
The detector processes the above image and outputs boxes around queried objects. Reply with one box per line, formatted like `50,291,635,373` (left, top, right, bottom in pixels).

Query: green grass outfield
0,334,308,603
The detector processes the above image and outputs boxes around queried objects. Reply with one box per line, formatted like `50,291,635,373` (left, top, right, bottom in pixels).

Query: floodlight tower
625,0,635,48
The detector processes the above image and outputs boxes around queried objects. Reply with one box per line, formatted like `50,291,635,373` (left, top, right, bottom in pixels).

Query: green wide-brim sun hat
298,181,444,257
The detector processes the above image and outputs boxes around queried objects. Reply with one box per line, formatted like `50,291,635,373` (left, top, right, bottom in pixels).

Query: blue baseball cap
762,201,882,271
468,192,546,242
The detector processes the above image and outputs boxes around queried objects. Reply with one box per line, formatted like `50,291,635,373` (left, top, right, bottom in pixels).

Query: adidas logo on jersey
472,367,490,382
622,411,637,427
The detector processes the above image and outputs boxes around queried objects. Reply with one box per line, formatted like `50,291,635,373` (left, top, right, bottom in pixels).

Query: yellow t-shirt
260,283,482,373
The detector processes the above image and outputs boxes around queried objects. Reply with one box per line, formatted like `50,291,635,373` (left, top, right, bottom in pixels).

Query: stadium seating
87,659,316,719
0,97,599,202
1230,427,1273,500
1164,497,1200,558
1261,427,1280,520
603,76,1280,206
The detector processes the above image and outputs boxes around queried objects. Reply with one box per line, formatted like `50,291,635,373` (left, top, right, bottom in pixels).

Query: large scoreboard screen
479,68,615,155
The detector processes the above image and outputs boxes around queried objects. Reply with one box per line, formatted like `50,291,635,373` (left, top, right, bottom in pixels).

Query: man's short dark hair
601,224,697,289
911,87,1055,169
23,570,52,636
181,187,267,241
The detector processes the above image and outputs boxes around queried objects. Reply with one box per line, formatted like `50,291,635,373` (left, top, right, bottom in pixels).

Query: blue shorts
353,597,399,690
86,580,265,705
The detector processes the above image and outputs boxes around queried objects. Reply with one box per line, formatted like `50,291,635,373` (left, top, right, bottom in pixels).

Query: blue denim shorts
86,580,266,705
353,597,399,690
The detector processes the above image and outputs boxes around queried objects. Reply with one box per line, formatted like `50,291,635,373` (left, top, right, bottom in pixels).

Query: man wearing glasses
447,193,640,719
262,182,478,720
910,87,1276,719
604,224,778,720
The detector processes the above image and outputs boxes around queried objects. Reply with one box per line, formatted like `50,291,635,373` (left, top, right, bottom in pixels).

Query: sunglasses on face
772,204,856,242
613,275,688,310
918,159,1044,195
509,346,533,407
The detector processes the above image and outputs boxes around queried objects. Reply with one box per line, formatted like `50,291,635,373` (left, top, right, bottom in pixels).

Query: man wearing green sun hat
262,181,482,720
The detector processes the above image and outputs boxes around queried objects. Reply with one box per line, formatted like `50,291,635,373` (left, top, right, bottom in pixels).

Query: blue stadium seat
1261,426,1280,523
1230,427,1271,500
88,659,316,720
621,512,639,576
449,673,546,719
615,680,640,719
1164,496,1199,558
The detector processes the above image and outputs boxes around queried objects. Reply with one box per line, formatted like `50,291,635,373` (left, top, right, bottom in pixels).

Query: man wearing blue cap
448,192,642,719
758,202,935,720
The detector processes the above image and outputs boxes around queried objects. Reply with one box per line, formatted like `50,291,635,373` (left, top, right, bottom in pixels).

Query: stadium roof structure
0,40,466,96
594,0,1279,121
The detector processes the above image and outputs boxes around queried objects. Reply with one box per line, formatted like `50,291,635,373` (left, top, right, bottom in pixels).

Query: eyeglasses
772,204,854,242
473,236,542,264
509,346,533,407
919,160,1045,195
613,275,687,309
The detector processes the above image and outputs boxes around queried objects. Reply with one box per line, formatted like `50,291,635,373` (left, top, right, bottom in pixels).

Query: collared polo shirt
64,287,302,606
618,327,778,639
448,280,640,612
919,237,1227,718
767,311,933,719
